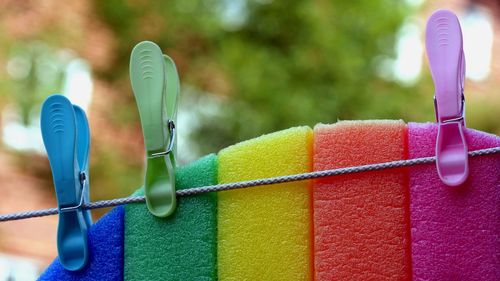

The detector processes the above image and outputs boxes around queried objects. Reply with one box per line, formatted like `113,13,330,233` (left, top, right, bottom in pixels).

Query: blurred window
2,44,92,153
393,20,424,85
462,6,494,81
0,254,40,281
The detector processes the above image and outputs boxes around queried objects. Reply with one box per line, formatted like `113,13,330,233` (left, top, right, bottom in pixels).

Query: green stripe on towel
124,154,218,281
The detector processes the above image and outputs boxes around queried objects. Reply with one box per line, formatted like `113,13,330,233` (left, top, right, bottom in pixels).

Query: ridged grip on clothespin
426,9,469,186
130,41,178,217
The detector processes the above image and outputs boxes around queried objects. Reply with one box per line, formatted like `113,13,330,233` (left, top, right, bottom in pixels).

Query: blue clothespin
40,94,92,271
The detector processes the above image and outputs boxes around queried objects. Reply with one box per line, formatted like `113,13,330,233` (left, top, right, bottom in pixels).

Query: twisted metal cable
0,146,498,222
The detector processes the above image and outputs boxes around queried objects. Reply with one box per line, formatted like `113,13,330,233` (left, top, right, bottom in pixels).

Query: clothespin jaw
130,41,179,217
40,94,92,271
426,9,469,186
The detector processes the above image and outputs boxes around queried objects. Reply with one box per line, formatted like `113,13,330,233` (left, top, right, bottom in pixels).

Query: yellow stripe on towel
218,126,313,281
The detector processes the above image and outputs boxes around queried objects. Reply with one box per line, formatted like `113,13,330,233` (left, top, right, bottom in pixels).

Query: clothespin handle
163,55,179,167
73,105,92,227
426,10,469,186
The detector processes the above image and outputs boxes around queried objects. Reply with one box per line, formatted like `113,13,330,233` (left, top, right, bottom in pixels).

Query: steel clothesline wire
0,146,499,222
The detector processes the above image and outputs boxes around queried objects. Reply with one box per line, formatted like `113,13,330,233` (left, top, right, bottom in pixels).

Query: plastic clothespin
426,9,469,186
40,94,92,271
130,41,179,217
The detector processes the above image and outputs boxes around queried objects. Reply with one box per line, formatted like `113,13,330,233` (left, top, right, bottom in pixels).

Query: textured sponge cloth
38,206,124,281
124,154,218,281
313,120,411,280
408,123,500,280
218,127,313,281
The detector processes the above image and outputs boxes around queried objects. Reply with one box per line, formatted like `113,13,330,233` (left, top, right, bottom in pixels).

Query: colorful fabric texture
408,123,500,280
124,154,218,281
217,126,313,280
313,120,411,280
38,121,499,281
38,206,124,281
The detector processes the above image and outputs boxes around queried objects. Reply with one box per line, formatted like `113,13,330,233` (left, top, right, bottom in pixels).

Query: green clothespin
130,41,179,217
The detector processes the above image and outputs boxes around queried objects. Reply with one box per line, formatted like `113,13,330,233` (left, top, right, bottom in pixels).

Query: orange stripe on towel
312,120,411,280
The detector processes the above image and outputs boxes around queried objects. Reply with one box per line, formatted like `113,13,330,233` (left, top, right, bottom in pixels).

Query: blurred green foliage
94,0,432,154
2,43,68,124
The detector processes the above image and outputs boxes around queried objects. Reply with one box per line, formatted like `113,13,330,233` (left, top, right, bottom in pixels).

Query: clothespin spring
433,94,465,124
59,171,88,213
149,119,176,158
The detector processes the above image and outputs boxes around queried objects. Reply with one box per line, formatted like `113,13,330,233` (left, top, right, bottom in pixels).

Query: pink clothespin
425,9,468,186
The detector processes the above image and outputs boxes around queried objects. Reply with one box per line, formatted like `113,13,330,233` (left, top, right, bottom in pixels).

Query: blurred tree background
95,0,422,152
0,0,498,216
